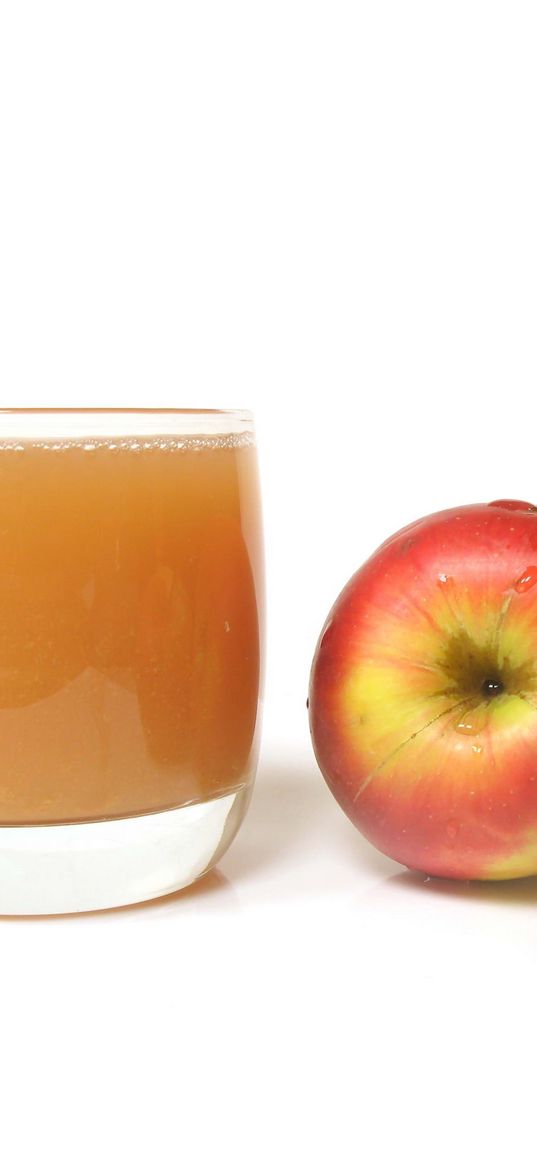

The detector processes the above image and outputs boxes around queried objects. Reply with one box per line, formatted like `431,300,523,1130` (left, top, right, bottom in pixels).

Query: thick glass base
0,785,251,915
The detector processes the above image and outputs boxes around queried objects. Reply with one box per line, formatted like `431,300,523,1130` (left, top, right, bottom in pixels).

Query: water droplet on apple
437,572,455,593
488,499,537,512
320,619,334,650
455,718,480,736
513,567,537,593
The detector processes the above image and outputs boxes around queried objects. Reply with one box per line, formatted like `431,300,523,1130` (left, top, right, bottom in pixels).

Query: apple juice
0,433,263,824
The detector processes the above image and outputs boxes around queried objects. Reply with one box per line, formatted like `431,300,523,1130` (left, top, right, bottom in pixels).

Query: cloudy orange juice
0,425,263,825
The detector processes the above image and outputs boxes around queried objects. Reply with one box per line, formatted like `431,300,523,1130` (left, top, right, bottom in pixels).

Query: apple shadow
219,753,327,879
386,867,537,907
222,749,394,883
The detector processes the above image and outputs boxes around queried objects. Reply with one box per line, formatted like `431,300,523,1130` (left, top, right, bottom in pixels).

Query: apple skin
308,499,537,880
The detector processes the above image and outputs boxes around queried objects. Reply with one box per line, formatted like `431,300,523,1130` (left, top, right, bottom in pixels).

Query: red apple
309,499,537,880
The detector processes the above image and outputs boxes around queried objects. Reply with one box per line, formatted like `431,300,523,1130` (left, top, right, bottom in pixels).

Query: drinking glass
0,409,263,913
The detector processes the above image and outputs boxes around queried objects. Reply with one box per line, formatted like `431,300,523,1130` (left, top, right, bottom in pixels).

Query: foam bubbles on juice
0,433,255,454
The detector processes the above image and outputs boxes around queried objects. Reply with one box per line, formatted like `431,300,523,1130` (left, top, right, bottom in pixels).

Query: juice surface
0,434,262,823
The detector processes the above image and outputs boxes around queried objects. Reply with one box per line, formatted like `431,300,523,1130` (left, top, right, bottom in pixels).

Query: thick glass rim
0,408,253,438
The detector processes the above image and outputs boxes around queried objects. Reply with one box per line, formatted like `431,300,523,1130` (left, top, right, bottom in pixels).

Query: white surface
1,2,537,1163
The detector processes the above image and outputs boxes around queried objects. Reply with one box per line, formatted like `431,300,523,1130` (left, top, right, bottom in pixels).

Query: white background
1,3,536,1162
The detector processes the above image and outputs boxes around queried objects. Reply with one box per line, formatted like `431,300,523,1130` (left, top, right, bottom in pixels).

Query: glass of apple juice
0,409,263,913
